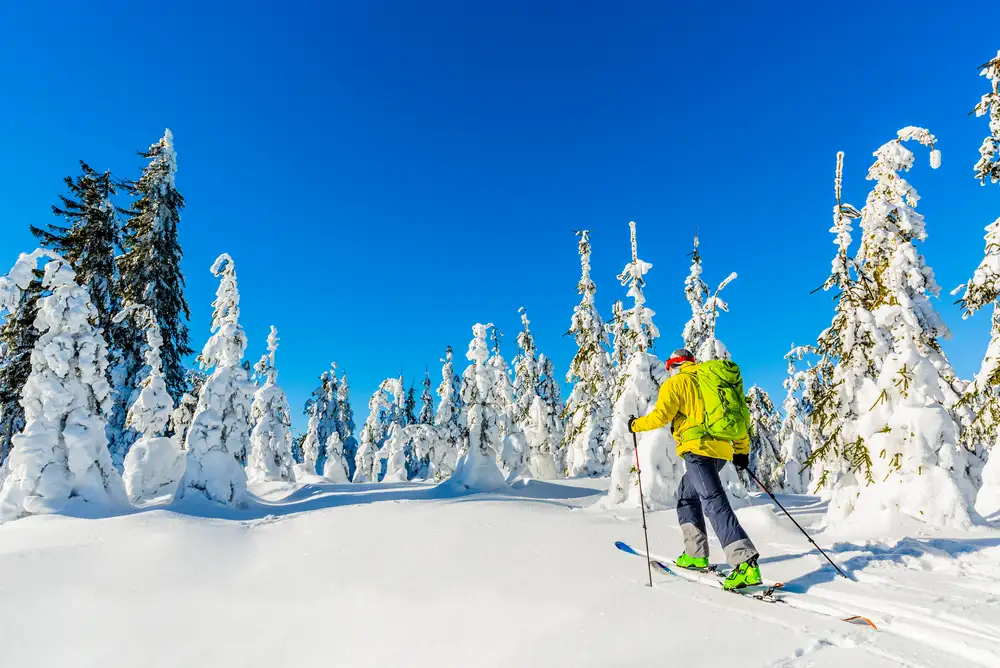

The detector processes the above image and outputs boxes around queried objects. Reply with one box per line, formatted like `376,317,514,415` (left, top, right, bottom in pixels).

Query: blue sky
1,1,998,431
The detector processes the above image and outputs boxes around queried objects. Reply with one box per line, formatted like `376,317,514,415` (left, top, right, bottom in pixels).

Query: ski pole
745,468,849,580
632,431,653,587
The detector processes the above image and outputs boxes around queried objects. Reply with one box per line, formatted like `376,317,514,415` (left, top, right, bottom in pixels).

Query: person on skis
628,348,761,590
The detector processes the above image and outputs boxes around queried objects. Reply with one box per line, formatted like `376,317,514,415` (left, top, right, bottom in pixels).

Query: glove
732,452,750,470
627,415,638,433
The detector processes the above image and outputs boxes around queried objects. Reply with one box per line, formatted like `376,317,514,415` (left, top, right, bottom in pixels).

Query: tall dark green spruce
0,275,42,463
32,162,120,337
32,161,128,463
118,129,192,403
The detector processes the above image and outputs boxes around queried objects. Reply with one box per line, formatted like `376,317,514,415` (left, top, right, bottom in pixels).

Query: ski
615,541,877,629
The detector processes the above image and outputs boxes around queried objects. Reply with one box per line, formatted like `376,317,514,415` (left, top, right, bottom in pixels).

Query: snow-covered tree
802,151,872,497
404,385,417,427
511,308,540,432
379,424,409,483
680,236,737,363
353,378,400,482
301,413,324,476
335,372,357,478
0,251,128,520
247,327,295,483
118,129,192,403
606,221,680,508
418,370,434,425
407,423,453,480
32,164,120,360
746,386,783,492
0,273,40,463
169,369,204,451
822,130,975,527
523,354,563,479
434,346,463,466
178,254,254,506
974,50,1000,186
116,305,184,504
323,432,350,483
31,163,135,466
607,300,631,386
562,231,614,477
451,324,508,490
956,52,1000,517
487,326,524,478
779,347,813,494
301,365,340,476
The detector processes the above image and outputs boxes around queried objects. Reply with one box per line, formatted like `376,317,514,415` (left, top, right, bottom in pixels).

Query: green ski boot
723,558,762,590
676,553,710,570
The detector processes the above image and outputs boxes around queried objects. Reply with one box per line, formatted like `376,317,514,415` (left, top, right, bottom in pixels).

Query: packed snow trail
0,478,996,667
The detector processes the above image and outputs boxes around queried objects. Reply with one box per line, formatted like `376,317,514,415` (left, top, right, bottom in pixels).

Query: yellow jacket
631,362,749,461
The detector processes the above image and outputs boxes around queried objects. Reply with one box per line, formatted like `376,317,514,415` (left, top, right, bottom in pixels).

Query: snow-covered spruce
562,231,613,477
301,365,340,475
511,308,540,434
0,251,128,520
247,327,295,483
513,311,560,479
31,164,132,466
450,324,507,490
824,130,976,528
332,371,357,477
379,424,409,483
956,53,1000,516
974,50,1000,185
118,129,193,404
606,221,680,509
0,271,40,463
169,370,204,451
116,305,184,504
607,300,630,389
487,326,525,480
323,432,351,483
746,386,783,492
779,347,813,494
178,254,254,506
804,151,874,500
432,346,463,476
676,236,749,506
681,236,736,363
353,378,401,482
418,370,434,425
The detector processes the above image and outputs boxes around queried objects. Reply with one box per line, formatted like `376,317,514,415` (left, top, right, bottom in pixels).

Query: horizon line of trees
0,50,998,528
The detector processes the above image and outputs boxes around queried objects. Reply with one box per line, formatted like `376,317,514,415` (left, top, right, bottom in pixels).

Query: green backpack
680,360,750,442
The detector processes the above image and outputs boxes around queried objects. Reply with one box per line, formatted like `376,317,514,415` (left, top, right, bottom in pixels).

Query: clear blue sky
1,1,998,431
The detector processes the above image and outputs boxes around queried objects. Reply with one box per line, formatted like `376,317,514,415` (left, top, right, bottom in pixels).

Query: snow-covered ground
1,478,998,667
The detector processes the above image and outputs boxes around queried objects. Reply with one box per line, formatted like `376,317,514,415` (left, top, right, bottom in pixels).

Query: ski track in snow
0,478,997,667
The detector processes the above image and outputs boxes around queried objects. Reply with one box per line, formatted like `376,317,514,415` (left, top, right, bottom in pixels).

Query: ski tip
842,616,878,630
614,541,639,555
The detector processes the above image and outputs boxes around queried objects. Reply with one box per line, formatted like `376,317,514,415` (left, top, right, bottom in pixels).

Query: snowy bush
0,251,128,520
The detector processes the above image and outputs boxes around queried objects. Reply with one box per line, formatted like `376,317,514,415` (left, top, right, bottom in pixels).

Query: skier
628,348,761,590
